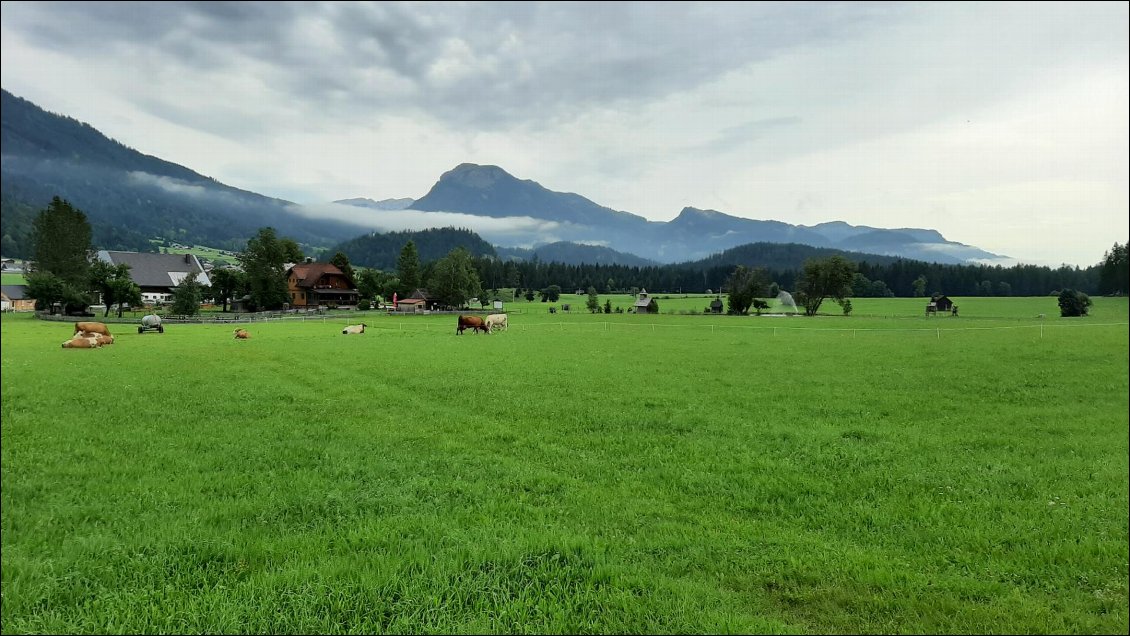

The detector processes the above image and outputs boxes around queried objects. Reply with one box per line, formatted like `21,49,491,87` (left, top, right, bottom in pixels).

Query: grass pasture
2,299,1128,634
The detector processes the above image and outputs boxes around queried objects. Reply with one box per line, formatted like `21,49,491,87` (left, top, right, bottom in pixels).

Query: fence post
937,328,940,339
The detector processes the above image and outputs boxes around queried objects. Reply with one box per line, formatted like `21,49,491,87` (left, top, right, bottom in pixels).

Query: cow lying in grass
62,335,101,348
234,328,250,339
342,323,367,334
81,332,114,345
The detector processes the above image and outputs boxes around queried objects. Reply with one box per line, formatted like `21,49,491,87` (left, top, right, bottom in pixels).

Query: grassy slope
2,298,1127,633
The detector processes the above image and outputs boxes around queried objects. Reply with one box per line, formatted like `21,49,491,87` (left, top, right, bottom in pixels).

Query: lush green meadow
2,298,1127,633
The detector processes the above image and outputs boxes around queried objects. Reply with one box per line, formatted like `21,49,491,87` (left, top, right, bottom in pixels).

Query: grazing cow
485,313,508,332
234,328,250,339
74,321,111,337
342,323,367,334
456,315,489,335
62,336,101,349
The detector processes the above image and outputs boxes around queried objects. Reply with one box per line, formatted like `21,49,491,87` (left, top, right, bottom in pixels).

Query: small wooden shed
634,289,658,314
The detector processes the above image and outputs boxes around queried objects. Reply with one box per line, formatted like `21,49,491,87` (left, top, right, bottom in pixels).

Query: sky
1,1,1126,267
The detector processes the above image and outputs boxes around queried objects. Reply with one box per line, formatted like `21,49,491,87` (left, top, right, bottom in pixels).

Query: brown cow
62,336,101,348
456,315,489,335
79,332,115,345
74,322,111,337
94,333,114,345
234,328,250,339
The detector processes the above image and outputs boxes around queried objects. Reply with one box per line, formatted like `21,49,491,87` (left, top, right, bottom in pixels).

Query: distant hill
1,88,1007,266
495,241,658,267
333,197,415,210
0,88,372,257
328,227,497,270
405,163,1007,265
676,241,903,272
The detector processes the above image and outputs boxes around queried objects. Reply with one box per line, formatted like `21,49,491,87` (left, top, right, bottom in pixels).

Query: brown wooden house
286,262,359,308
927,293,954,315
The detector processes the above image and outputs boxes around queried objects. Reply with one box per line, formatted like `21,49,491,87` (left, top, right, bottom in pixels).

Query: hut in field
633,289,659,314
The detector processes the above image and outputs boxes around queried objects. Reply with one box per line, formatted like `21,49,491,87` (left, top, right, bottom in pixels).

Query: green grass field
2,298,1127,633
2,272,27,286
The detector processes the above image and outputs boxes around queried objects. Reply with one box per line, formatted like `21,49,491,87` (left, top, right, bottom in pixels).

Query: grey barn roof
96,250,212,289
1,284,29,300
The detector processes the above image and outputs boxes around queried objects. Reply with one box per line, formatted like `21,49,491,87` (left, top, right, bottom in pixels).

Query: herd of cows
59,313,511,348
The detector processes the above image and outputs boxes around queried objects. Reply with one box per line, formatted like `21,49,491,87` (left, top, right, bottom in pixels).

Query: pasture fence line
366,319,1128,338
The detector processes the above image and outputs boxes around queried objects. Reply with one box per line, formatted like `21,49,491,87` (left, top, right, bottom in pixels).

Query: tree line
20,197,1129,320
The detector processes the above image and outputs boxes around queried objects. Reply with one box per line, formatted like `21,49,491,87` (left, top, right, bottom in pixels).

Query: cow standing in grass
485,314,508,332
74,322,111,337
457,315,489,335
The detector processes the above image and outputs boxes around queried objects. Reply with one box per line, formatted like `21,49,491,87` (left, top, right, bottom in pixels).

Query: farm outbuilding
633,289,659,314
1,285,35,312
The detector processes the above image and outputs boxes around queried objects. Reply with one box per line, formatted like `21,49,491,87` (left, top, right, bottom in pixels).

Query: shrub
1058,289,1091,317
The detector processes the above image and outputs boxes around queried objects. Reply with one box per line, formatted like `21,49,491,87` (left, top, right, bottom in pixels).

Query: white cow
485,314,508,332
342,323,367,334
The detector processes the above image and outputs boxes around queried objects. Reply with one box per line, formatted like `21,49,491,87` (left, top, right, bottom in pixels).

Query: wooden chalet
286,262,359,308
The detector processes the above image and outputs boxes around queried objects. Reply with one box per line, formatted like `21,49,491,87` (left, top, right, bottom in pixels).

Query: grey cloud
0,1,910,135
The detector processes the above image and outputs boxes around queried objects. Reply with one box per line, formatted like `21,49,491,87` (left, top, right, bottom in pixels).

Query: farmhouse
633,289,659,314
709,298,724,314
286,262,359,308
96,250,212,304
1,285,34,312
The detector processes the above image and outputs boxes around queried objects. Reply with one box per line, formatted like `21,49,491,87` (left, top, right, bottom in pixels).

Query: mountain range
1,88,1006,266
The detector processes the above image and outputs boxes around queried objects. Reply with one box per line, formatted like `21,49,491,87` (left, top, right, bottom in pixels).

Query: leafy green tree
427,247,481,309
839,298,853,315
540,285,561,302
850,273,872,298
26,271,87,313
912,275,928,298
32,196,92,289
330,252,356,286
1099,242,1128,295
238,227,291,311
89,261,140,317
169,271,205,315
397,240,421,296
108,276,142,318
279,238,305,263
525,289,535,301
603,299,612,314
208,268,244,312
725,265,769,315
586,286,600,313
1058,289,1092,317
356,268,382,302
751,299,770,315
795,256,856,316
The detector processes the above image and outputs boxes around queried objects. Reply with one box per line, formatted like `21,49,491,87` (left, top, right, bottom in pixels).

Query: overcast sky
2,1,1126,266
